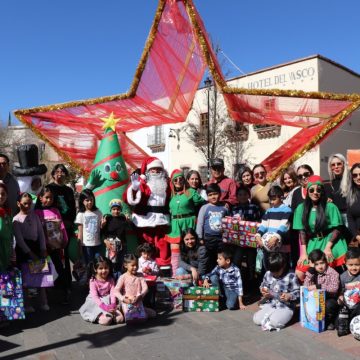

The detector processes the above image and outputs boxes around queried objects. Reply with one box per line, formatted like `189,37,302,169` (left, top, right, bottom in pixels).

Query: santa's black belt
144,206,169,214
172,213,194,219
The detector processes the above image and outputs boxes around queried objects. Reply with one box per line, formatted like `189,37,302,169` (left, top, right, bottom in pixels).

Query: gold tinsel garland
267,100,360,181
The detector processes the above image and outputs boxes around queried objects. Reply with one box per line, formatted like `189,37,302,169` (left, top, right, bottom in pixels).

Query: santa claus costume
124,157,171,266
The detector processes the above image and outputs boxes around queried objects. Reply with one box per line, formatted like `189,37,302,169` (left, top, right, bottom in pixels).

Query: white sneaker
25,306,35,313
40,304,50,311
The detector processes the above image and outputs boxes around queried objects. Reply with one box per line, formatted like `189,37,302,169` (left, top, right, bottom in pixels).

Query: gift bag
0,269,25,321
21,257,56,288
300,286,326,333
44,219,64,249
104,237,122,263
122,302,147,324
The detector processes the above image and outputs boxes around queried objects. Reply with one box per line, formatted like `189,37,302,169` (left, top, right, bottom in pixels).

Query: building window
198,166,208,184
147,126,165,153
224,122,249,141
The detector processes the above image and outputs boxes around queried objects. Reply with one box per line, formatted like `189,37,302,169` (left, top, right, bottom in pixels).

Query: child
75,189,103,265
102,199,130,279
137,243,159,276
35,186,69,304
0,183,13,272
196,183,229,269
338,248,360,321
304,249,340,330
114,254,156,320
203,246,245,310
13,192,48,312
255,186,292,270
253,252,300,330
231,185,261,221
79,255,123,325
231,185,261,292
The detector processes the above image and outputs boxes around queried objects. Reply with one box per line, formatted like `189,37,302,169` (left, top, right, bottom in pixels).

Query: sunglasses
297,172,311,180
173,177,184,182
352,173,360,179
308,187,323,194
331,162,342,167
254,171,266,178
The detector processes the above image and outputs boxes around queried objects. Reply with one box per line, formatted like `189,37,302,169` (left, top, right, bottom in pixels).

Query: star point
101,112,121,131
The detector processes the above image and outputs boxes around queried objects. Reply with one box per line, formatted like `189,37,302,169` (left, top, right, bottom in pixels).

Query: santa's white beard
147,172,168,197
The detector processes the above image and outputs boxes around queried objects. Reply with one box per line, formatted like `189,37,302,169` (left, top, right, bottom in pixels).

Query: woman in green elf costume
165,169,206,275
293,175,348,281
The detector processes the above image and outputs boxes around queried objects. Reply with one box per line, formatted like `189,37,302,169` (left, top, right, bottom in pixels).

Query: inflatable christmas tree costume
86,113,137,252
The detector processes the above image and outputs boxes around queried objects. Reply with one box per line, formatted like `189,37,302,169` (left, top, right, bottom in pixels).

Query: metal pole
205,78,211,180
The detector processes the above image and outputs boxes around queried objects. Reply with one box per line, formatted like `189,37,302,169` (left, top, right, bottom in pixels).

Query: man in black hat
207,158,238,208
0,153,20,215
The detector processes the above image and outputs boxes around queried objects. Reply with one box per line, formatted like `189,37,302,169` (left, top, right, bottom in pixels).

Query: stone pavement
0,285,359,360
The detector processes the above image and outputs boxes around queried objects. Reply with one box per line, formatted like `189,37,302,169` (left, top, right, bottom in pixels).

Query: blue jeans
210,274,239,310
175,267,190,276
82,245,102,265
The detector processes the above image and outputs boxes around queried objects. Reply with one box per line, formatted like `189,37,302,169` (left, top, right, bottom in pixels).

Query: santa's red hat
140,157,164,180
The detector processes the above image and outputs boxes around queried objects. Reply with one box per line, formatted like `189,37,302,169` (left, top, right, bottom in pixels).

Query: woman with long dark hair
165,169,206,275
293,175,348,280
176,228,209,283
346,163,360,247
186,170,207,200
236,166,254,191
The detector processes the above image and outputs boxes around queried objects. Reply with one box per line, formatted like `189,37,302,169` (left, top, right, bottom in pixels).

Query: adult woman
293,175,347,281
46,164,76,303
166,169,206,274
176,228,209,283
290,164,314,211
186,170,207,200
325,154,349,225
237,166,254,191
250,164,270,214
279,167,299,207
347,163,360,247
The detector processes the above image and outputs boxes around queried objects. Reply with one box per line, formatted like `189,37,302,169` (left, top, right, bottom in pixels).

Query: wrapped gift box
0,269,25,321
221,217,259,248
122,302,147,324
300,286,326,333
183,287,219,312
155,277,191,311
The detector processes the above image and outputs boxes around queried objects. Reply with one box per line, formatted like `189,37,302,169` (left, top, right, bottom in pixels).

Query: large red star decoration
14,0,360,179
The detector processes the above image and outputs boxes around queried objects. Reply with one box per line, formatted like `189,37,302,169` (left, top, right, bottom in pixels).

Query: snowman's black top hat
12,144,47,176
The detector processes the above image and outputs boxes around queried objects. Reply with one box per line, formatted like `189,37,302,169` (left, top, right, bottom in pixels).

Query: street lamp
204,77,212,180
168,128,181,150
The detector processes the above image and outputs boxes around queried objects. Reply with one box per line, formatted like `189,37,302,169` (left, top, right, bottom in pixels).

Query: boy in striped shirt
255,185,292,270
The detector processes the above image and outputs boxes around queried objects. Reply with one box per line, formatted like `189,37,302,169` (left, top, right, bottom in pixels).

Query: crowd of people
0,151,359,339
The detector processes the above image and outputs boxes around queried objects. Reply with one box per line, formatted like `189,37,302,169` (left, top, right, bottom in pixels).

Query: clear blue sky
1,0,359,124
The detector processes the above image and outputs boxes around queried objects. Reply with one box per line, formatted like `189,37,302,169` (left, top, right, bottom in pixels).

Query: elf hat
170,169,183,181
306,175,324,189
140,157,164,179
109,198,123,210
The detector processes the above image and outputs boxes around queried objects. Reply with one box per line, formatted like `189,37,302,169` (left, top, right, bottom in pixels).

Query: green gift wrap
183,286,219,312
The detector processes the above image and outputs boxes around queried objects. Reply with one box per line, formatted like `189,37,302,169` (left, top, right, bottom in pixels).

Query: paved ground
0,284,359,360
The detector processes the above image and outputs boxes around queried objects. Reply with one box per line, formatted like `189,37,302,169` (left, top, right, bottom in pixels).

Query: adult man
124,157,171,266
207,158,238,208
0,153,20,215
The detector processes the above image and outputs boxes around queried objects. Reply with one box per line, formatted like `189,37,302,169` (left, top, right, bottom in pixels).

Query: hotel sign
246,66,316,89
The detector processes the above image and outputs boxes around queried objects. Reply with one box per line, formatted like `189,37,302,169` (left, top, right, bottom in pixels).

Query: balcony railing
147,133,165,153
253,124,281,139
